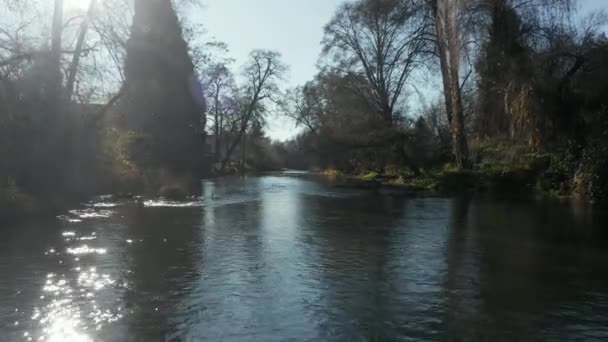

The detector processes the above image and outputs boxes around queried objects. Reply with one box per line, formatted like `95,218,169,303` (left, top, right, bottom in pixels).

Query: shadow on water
119,202,204,341
442,196,608,341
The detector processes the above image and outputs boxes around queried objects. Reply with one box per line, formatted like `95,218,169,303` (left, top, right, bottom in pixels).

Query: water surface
1,173,608,341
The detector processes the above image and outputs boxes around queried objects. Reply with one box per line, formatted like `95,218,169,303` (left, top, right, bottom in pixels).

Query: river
1,172,608,341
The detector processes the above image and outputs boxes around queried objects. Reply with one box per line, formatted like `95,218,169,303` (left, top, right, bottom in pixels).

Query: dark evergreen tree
124,0,206,176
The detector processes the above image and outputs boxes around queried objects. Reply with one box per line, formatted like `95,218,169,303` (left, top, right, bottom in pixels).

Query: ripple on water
78,235,97,241
56,216,83,223
68,209,114,219
88,202,119,208
7,175,608,341
61,232,97,244
143,199,202,208
67,245,107,256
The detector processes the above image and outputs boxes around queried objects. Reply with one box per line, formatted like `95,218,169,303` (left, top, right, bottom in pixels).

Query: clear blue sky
195,0,607,141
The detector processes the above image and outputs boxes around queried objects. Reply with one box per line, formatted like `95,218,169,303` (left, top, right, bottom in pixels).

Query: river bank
317,164,592,202
315,138,608,204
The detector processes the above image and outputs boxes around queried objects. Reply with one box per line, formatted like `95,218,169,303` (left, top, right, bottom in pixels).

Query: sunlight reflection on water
22,224,127,342
68,209,115,219
57,216,83,223
29,268,123,342
143,199,202,208
88,203,119,208
67,246,107,255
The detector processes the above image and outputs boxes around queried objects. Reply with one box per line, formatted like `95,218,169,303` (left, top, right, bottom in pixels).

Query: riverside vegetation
2,0,608,221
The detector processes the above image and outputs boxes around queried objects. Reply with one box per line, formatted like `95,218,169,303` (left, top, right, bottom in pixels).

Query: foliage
281,0,608,202
2,0,608,222
0,0,214,218
121,0,206,180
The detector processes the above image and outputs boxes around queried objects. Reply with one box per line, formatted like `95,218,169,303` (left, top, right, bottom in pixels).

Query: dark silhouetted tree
124,0,206,176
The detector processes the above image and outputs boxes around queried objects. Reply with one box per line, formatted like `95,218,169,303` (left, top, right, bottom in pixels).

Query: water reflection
67,209,115,219
30,232,124,341
33,266,122,342
1,174,608,341
121,195,203,341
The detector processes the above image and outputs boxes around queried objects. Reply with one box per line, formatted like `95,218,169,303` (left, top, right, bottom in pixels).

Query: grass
358,171,380,181
318,137,584,199
320,168,343,177
320,140,549,195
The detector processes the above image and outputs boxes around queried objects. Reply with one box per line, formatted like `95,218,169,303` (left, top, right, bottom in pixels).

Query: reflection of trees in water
441,195,484,338
4,179,608,341
444,197,608,339
122,204,203,340
382,196,454,339
297,192,405,341
167,178,266,340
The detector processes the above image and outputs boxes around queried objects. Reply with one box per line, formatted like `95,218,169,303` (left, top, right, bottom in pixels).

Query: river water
1,172,608,341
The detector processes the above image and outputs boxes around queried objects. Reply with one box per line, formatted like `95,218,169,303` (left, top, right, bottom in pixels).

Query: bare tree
221,50,286,169
51,0,64,107
65,0,98,102
205,60,237,161
322,0,429,126
286,83,327,136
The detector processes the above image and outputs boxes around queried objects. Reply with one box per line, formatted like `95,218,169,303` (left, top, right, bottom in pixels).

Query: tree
286,82,327,136
473,0,575,144
475,0,527,137
428,0,470,169
123,0,206,176
288,71,382,144
287,70,409,171
50,0,64,103
65,0,98,102
200,43,237,163
205,62,234,161
220,50,286,170
322,0,428,126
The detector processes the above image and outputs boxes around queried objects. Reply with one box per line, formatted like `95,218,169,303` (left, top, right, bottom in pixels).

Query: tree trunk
221,89,263,170
221,114,251,170
241,134,247,173
46,0,67,190
213,88,222,162
214,122,221,162
65,0,97,102
432,0,469,169
447,69,469,169
51,0,64,106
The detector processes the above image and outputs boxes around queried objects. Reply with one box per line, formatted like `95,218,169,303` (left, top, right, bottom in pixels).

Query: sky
195,0,345,141
195,0,607,141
